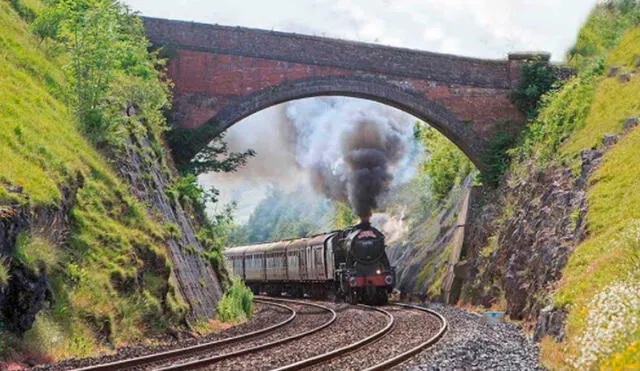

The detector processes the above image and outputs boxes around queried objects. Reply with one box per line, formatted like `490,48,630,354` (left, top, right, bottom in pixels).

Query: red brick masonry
143,17,558,171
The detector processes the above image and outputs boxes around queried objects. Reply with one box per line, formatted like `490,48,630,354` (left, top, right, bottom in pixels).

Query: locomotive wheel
347,291,358,305
376,288,389,305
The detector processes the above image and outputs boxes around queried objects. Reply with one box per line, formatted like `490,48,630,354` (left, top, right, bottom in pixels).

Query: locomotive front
335,219,395,304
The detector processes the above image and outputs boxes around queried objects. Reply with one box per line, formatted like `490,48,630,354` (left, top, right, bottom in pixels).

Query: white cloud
125,0,597,60
440,37,462,55
423,26,445,42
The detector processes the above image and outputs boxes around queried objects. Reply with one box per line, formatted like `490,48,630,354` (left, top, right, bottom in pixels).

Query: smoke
199,96,419,222
284,97,417,218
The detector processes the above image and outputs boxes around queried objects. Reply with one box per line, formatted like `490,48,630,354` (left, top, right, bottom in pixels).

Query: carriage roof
223,232,336,256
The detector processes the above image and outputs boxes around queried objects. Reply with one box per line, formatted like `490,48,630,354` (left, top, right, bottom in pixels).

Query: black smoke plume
297,103,412,218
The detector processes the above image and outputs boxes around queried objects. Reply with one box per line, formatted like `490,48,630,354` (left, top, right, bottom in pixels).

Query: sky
123,0,600,222
125,0,597,61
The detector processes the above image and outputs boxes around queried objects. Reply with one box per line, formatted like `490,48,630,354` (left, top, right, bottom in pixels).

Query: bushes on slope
216,279,254,323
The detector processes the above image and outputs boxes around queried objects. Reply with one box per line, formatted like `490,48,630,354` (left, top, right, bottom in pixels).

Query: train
223,220,395,304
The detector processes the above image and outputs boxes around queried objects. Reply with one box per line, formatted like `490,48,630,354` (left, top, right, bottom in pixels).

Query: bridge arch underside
176,76,490,172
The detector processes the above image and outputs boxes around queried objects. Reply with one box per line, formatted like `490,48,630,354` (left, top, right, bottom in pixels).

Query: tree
185,134,256,176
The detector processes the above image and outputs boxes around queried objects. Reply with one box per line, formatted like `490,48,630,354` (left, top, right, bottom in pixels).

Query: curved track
71,299,298,371
157,297,337,370
275,302,447,371
69,299,446,371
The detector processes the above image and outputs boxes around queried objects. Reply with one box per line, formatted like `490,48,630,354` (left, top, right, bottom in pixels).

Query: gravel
316,305,442,370
162,303,335,370
40,301,544,371
397,303,544,371
36,302,292,370
207,302,389,370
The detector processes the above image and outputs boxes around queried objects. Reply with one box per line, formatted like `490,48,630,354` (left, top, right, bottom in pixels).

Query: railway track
67,299,445,371
274,303,447,371
69,298,336,371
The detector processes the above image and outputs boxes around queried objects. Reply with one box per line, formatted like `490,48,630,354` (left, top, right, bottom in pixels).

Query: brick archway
143,17,555,172
184,75,487,171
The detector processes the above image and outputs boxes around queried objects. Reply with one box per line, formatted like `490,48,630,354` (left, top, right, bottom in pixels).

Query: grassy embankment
501,2,640,368
0,0,189,360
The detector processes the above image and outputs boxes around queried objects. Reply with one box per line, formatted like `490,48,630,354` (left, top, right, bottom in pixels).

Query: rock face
0,128,223,333
110,132,223,320
0,177,82,332
534,306,567,342
460,149,604,326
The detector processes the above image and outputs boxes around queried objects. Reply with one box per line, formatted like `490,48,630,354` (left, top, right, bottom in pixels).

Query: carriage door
300,246,308,281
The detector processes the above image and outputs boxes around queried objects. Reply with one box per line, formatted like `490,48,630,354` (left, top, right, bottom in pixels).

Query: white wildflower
571,220,640,369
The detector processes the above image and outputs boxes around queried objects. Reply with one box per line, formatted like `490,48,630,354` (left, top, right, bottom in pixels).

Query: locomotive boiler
223,219,395,304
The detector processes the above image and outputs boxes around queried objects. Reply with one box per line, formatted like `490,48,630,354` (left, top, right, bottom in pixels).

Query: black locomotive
224,220,395,304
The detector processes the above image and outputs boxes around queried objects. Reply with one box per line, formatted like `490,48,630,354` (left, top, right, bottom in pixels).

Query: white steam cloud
200,97,420,222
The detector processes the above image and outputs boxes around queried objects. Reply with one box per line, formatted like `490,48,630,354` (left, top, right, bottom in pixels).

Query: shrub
9,0,36,23
418,125,473,200
479,128,517,186
216,279,254,323
167,128,255,175
0,257,10,285
510,60,558,118
32,0,171,145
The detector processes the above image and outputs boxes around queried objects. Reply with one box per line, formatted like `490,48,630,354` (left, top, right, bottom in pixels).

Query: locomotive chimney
359,216,371,225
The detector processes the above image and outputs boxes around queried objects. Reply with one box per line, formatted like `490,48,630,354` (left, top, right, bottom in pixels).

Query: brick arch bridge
143,17,550,172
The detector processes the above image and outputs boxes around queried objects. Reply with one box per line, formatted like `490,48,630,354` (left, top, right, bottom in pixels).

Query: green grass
561,74,640,157
0,2,189,361
0,2,93,206
538,25,640,369
14,233,59,273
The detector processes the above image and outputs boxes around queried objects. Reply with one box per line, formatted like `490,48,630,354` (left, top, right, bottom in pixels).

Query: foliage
479,122,517,186
567,0,640,70
416,124,473,200
570,276,640,369
230,186,332,245
167,126,256,176
508,67,601,172
32,0,171,145
0,0,188,359
184,133,256,176
510,60,558,118
199,203,237,287
216,279,254,323
600,340,640,370
520,22,640,368
0,257,10,285
166,174,218,209
331,201,357,230
9,0,37,23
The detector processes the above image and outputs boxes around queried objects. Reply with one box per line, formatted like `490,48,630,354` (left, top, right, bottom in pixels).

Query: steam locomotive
223,220,395,304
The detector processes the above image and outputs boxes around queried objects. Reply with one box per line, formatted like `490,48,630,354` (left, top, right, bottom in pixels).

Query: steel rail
273,304,395,371
71,299,296,371
157,297,337,370
363,303,448,371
